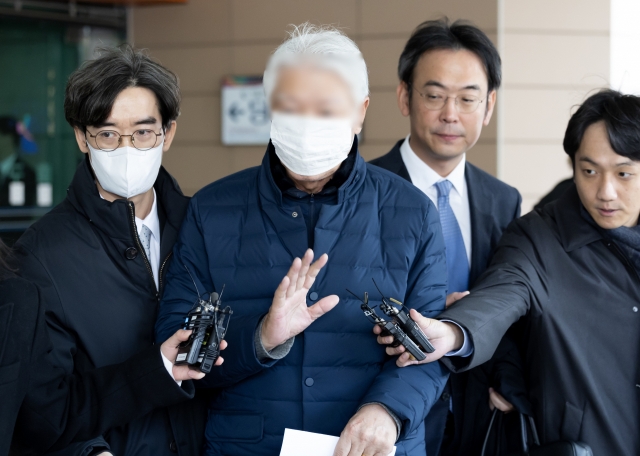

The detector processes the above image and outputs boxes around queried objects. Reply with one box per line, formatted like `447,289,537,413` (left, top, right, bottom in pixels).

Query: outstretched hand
374,309,463,367
160,329,227,380
261,249,339,351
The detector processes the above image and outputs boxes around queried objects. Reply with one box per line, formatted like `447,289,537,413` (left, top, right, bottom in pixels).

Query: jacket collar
269,138,357,200
259,135,367,206
66,155,189,250
545,184,603,252
400,135,467,197
257,136,366,258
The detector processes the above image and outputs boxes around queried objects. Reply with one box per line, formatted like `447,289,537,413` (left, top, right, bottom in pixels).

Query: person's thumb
446,291,470,308
168,329,192,345
161,329,192,359
409,308,432,327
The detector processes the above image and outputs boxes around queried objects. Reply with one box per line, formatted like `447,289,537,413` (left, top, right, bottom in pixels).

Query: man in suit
370,19,524,455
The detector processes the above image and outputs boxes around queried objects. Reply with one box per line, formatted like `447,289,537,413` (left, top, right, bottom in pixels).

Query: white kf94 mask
270,112,354,177
87,141,163,198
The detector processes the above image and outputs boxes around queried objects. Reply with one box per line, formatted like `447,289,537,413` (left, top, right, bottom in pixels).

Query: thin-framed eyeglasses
86,128,164,152
411,86,486,113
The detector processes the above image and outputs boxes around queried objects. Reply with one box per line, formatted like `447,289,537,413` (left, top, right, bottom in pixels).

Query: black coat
370,140,526,455
1,274,195,456
14,157,205,456
440,186,640,456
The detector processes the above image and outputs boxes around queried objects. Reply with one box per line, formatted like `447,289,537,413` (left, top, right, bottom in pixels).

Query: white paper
280,429,396,456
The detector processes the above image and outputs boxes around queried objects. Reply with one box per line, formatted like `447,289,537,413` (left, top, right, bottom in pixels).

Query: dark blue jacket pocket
205,411,264,443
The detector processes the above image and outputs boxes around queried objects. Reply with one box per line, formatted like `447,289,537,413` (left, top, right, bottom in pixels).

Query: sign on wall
221,76,270,146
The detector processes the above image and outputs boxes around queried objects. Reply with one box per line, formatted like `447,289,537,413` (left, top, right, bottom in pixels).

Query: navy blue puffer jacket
156,145,449,456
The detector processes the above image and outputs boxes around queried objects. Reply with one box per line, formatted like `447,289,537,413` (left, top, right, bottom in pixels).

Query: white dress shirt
399,135,473,357
399,135,472,265
134,188,161,289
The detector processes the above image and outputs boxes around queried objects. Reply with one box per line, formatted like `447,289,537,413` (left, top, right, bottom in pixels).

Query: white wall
610,0,640,94
498,0,610,213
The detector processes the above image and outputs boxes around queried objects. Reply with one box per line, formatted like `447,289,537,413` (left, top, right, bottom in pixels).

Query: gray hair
263,23,369,106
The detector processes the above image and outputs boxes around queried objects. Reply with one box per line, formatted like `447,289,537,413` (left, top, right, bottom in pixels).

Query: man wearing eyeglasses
371,19,524,456
14,45,208,456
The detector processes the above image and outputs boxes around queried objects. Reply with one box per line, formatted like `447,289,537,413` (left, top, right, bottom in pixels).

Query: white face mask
87,141,163,198
270,112,354,177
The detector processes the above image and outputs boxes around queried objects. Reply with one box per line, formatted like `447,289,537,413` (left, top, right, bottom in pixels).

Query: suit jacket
370,139,526,455
1,274,195,456
370,139,521,287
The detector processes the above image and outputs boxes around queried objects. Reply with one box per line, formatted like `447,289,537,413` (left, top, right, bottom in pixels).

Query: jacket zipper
158,251,172,295
309,194,315,248
128,201,158,294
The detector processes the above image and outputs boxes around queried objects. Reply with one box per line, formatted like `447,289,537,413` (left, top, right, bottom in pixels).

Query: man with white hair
156,24,449,456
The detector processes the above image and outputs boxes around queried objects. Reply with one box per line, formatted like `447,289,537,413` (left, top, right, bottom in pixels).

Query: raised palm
262,249,339,351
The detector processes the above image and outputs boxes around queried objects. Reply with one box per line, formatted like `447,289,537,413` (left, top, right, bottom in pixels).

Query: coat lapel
386,140,412,182
466,163,494,286
369,139,412,183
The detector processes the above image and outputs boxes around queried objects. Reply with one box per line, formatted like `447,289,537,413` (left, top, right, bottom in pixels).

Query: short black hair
64,44,180,131
398,18,501,93
563,89,640,164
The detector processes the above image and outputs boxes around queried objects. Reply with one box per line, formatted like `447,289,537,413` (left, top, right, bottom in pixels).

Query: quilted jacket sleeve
156,196,279,389
359,205,450,439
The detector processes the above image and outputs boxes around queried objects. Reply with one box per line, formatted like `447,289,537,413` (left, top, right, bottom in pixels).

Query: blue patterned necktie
139,224,152,261
435,180,469,293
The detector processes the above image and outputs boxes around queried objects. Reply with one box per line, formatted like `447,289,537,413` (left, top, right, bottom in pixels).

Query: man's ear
162,120,178,153
483,90,498,126
353,97,370,135
397,82,411,117
74,127,90,154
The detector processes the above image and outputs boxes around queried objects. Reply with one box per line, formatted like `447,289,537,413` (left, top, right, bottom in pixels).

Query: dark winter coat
14,157,206,456
440,186,640,456
156,140,450,456
2,275,195,456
